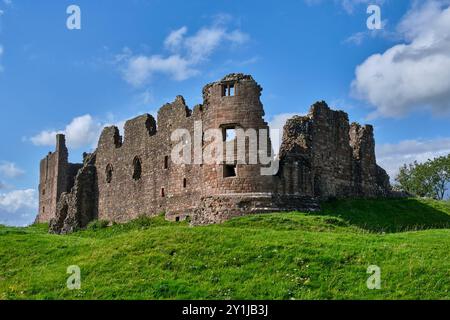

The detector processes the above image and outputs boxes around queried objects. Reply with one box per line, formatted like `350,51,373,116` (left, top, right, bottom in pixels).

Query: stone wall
94,96,205,224
36,74,392,233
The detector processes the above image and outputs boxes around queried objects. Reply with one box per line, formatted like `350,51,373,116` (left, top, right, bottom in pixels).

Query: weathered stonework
49,152,98,234
36,74,392,234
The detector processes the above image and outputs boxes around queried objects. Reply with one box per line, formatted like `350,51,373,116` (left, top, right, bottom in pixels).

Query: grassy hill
0,198,449,300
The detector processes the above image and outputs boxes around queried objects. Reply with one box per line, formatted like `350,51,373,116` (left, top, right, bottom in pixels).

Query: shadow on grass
316,198,450,233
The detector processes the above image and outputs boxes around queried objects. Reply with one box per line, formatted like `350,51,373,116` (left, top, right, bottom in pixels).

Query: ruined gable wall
349,123,391,196
349,123,376,195
307,102,354,198
278,101,391,200
278,115,314,196
37,134,81,223
37,151,59,223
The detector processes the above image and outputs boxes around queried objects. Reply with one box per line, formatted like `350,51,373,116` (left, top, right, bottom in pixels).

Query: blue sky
1,0,450,225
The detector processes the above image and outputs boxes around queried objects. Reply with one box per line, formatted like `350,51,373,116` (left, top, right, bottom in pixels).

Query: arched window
106,164,113,184
133,157,142,181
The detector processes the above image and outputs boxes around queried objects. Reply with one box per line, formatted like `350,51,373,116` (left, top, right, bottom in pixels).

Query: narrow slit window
106,164,113,183
183,178,187,188
161,188,165,197
164,156,169,169
133,157,142,181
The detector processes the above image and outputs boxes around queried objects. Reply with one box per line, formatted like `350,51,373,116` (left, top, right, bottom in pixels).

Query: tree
428,155,450,200
395,154,450,200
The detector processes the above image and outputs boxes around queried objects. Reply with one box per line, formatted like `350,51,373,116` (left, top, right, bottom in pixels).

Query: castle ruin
35,74,391,234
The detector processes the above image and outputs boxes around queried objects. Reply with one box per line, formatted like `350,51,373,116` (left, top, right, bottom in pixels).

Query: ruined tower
36,134,82,223
192,74,281,224
278,101,391,199
201,74,271,193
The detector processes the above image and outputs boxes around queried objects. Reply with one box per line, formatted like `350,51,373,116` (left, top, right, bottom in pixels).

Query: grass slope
0,198,449,300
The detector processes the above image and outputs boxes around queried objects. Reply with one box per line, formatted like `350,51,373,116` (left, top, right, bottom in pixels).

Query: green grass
0,198,449,300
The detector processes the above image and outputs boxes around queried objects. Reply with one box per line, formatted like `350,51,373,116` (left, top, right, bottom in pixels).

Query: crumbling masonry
35,74,391,234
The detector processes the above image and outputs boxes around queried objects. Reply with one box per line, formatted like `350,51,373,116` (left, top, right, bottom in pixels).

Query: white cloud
185,27,227,63
121,20,249,87
65,115,103,148
0,189,36,213
0,161,24,178
344,31,368,45
30,113,143,151
184,27,248,63
164,26,188,51
31,115,102,150
124,54,197,85
344,19,393,45
30,130,61,147
0,189,37,227
268,113,300,156
225,29,250,45
352,1,450,118
113,47,132,64
376,137,450,180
